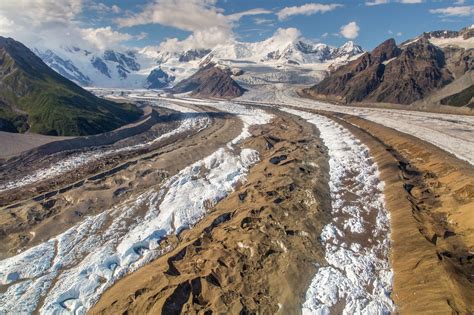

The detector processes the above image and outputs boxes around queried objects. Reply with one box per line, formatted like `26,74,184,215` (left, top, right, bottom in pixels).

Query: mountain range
1,25,471,137
34,34,364,90
305,26,473,107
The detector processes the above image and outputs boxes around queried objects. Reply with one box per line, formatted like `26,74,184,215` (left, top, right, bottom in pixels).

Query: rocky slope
90,113,331,314
145,67,175,89
305,27,473,106
0,37,141,136
172,64,246,99
34,47,156,88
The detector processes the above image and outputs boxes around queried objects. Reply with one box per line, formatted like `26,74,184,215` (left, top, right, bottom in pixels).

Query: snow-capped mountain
402,25,474,50
201,38,363,65
34,46,157,88
155,48,211,64
145,68,175,89
154,38,363,85
34,48,92,86
34,32,364,89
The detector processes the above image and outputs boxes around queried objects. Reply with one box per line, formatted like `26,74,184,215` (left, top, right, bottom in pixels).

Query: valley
0,4,473,313
0,89,473,313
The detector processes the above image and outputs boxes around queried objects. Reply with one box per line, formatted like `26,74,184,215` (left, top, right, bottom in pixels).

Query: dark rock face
444,47,474,77
306,36,462,105
371,39,400,63
145,68,175,89
103,50,119,63
91,57,111,78
103,50,141,72
172,64,245,99
116,64,130,79
178,49,211,62
374,38,452,104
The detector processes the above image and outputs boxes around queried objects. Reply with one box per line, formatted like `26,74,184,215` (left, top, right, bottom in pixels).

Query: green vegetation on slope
0,37,142,136
440,85,474,109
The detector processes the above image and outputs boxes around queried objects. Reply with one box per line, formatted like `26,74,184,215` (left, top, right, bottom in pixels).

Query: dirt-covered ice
281,107,394,314
240,86,474,165
0,102,272,314
0,101,209,193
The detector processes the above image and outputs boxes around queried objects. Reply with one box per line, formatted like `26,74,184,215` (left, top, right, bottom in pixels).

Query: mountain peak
171,63,245,99
371,38,400,62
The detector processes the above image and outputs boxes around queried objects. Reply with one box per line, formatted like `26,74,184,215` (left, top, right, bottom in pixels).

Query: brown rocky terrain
285,106,474,313
0,95,472,314
90,105,474,314
305,27,473,107
0,104,242,258
90,112,332,314
341,114,474,314
171,64,246,99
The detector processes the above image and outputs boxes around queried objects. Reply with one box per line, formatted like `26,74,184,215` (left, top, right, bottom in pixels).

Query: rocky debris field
0,91,472,314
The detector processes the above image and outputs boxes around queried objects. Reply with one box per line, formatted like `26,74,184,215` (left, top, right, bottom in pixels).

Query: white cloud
454,0,465,4
366,0,422,5
271,27,302,42
366,0,389,6
340,21,360,39
228,8,273,21
254,18,274,25
158,27,235,53
136,32,148,40
117,0,270,30
429,5,474,16
277,3,342,20
388,30,402,36
88,2,121,14
80,26,134,50
0,0,136,51
117,0,227,31
0,16,15,33
117,0,272,53
0,0,83,26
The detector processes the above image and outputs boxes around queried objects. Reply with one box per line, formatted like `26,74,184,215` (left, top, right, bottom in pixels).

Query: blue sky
0,0,472,51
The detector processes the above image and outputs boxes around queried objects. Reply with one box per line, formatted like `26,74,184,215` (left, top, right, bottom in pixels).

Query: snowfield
0,102,272,314
281,108,394,314
239,86,474,165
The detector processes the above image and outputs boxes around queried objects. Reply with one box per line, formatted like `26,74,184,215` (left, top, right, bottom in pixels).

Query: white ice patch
281,108,394,314
0,99,272,314
162,97,274,146
0,100,209,193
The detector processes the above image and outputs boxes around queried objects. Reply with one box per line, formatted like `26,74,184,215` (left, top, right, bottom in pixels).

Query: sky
0,0,472,53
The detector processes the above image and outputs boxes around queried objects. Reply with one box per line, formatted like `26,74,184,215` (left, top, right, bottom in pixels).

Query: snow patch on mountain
35,29,364,89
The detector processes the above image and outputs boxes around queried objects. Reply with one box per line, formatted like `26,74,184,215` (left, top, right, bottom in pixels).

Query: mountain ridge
304,27,473,107
35,34,364,89
171,63,245,99
0,36,142,136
